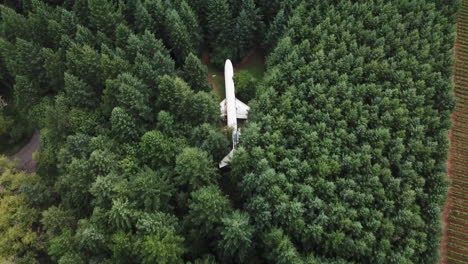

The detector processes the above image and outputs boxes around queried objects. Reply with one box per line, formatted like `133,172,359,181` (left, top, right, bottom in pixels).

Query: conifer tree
178,0,203,51
182,53,210,92
234,0,261,57
164,9,194,64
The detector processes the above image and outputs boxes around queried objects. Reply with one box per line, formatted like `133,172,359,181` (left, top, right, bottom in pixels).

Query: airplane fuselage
224,59,237,131
219,59,250,168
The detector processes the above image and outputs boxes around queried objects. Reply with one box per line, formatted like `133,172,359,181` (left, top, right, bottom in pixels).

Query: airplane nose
225,59,234,77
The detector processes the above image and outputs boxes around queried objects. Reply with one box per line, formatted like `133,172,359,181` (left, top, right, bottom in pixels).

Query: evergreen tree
157,75,191,116
182,53,210,92
140,230,185,264
104,73,152,121
178,0,203,52
63,72,96,108
218,210,254,262
186,185,231,236
234,0,261,58
110,107,138,141
205,0,231,45
88,0,123,38
164,9,194,64
175,147,217,190
65,43,103,92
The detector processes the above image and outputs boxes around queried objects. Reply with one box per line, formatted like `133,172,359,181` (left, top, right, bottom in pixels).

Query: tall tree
205,0,231,45
234,0,261,58
0,157,42,263
140,230,186,264
88,0,123,38
63,72,96,109
218,210,254,262
175,147,218,190
103,73,152,121
157,75,191,116
186,185,231,236
178,0,203,51
182,53,210,92
164,9,194,64
110,107,138,142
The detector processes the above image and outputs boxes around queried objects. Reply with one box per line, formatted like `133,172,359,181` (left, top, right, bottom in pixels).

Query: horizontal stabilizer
219,149,235,168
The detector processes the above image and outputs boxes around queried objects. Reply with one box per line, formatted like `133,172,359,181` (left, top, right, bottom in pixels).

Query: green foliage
0,157,42,262
191,123,230,161
110,107,138,141
140,130,183,167
41,206,75,238
234,0,261,58
175,147,217,190
104,73,152,121
185,92,220,125
0,110,13,137
183,53,210,92
218,210,254,262
140,230,186,264
164,9,194,64
262,228,303,264
205,0,231,45
233,71,257,103
129,167,175,212
157,75,191,114
178,0,203,52
63,72,96,108
65,43,103,91
0,1,457,263
88,0,123,38
187,185,231,235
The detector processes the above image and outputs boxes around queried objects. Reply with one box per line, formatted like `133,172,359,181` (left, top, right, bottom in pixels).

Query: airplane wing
220,99,227,117
235,98,250,119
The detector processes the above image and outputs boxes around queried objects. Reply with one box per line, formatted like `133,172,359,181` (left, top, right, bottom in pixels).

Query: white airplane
219,59,250,168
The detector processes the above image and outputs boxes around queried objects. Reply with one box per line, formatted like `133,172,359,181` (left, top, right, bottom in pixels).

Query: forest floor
8,130,39,173
202,46,265,101
439,2,468,263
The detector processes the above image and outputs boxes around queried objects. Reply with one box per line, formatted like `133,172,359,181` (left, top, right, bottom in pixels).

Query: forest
0,0,461,263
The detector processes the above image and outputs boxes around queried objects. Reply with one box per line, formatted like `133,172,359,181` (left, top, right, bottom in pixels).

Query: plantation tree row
0,0,460,263
232,0,459,263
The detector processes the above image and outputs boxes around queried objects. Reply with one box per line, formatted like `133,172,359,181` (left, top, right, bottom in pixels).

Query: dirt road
9,130,40,173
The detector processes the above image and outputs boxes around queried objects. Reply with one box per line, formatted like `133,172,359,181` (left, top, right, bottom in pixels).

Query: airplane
219,59,250,168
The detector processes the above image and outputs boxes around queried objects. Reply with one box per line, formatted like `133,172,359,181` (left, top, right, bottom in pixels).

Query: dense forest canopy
0,0,460,263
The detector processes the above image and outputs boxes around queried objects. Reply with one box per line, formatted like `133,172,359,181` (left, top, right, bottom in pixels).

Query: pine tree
205,0,231,45
63,72,96,108
164,9,194,64
73,0,90,25
110,107,138,141
88,0,123,38
134,0,151,33
178,1,203,52
234,0,261,58
218,210,254,262
182,53,210,92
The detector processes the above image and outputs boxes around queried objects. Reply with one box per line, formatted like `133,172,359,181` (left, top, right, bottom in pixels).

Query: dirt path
439,4,468,262
440,114,454,264
9,130,40,173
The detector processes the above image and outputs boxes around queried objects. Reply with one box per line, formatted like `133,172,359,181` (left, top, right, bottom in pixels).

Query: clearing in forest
440,1,468,263
202,47,265,101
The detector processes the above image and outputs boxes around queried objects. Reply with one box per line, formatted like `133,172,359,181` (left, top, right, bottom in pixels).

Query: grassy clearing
203,47,265,101
207,64,225,100
236,49,265,79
